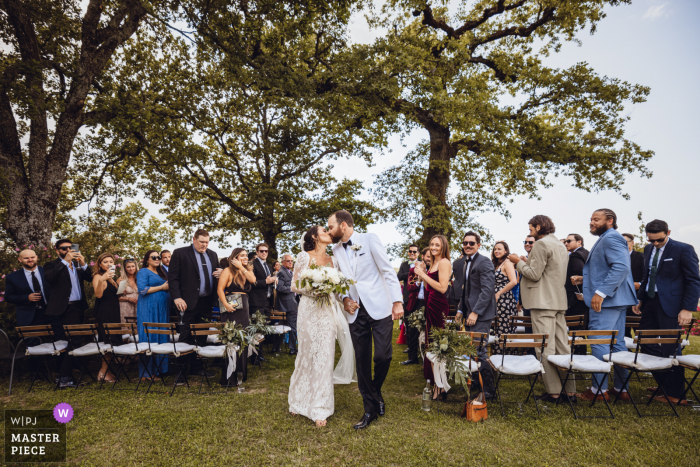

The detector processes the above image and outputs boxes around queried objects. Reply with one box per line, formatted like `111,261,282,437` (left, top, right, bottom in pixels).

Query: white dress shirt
457,255,476,315
23,267,47,302
60,259,88,302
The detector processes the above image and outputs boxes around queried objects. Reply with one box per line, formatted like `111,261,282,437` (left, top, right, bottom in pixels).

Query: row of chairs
9,322,267,397
458,320,698,419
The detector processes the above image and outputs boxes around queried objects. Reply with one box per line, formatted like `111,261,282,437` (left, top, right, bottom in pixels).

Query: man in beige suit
508,215,576,403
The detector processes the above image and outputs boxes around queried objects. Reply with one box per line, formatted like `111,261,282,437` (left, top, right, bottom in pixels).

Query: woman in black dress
92,252,122,382
217,247,257,386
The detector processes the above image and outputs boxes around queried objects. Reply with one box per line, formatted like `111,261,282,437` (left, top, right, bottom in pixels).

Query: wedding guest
160,250,171,275
118,258,139,323
5,249,53,338
564,234,589,350
517,235,536,317
455,232,496,399
632,219,700,405
622,233,645,336
414,235,452,400
507,216,575,403
272,260,281,275
250,243,280,352
217,248,257,386
398,244,420,364
571,209,637,401
92,253,121,382
490,241,518,355
44,239,93,389
276,254,299,355
137,250,170,381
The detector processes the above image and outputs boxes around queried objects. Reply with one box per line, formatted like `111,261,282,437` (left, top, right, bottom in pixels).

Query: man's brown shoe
577,388,610,402
609,388,631,401
650,395,688,406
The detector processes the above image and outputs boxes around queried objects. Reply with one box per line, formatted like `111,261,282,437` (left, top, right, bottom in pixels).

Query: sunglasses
57,246,71,251
258,250,268,253
523,241,535,245
408,250,418,253
462,241,477,247
647,237,667,245
564,239,574,244
150,255,161,260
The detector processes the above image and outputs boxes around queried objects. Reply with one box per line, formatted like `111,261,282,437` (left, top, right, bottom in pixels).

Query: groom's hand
391,302,404,320
343,297,358,315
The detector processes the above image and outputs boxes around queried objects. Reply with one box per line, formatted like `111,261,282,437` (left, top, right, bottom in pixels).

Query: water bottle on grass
422,380,432,412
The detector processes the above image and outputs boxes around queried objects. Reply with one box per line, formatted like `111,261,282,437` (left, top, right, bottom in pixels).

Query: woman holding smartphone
217,247,257,387
92,252,122,382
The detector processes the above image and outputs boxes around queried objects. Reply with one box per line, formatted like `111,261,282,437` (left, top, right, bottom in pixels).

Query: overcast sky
124,0,700,265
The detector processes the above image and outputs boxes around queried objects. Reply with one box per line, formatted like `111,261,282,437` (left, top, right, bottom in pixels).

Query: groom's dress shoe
379,402,385,416
400,359,419,365
353,413,377,430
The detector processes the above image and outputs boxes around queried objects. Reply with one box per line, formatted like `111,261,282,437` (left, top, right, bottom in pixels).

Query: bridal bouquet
295,263,354,306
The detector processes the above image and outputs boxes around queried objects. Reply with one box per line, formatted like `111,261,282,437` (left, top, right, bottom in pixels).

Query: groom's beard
330,231,344,243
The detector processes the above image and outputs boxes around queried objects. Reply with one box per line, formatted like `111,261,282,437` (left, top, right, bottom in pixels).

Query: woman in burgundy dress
413,235,452,400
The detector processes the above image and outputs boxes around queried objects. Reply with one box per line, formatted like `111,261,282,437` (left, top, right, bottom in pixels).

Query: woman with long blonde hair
216,247,257,387
92,252,122,382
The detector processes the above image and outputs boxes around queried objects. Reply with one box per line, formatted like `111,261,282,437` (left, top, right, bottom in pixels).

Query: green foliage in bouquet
428,328,477,394
295,262,354,306
214,320,249,356
406,306,426,330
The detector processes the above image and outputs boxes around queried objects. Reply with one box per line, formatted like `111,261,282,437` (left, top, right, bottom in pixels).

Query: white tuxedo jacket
332,232,403,324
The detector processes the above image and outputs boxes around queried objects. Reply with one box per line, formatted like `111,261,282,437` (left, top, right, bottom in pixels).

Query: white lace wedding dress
288,251,355,422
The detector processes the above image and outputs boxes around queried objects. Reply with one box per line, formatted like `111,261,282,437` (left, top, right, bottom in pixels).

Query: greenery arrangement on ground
1,325,699,466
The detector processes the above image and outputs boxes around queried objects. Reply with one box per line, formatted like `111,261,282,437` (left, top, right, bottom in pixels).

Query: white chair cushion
206,334,221,344
168,333,180,343
607,351,674,371
70,342,112,357
122,334,140,343
26,340,68,356
676,354,700,369
487,335,496,345
111,342,150,355
195,345,226,358
515,326,526,333
149,342,195,355
490,355,542,375
624,336,688,350
270,325,291,334
548,354,612,373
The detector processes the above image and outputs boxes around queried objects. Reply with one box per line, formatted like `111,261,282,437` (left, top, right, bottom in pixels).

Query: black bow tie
466,256,473,262
343,239,353,250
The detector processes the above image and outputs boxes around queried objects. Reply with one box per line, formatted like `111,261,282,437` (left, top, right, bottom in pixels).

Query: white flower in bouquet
296,262,355,306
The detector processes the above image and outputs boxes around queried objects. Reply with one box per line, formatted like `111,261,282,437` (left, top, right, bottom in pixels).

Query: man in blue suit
572,209,637,402
632,219,700,404
5,249,53,333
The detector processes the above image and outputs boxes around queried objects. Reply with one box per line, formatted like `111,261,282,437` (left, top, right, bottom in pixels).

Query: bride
288,225,355,427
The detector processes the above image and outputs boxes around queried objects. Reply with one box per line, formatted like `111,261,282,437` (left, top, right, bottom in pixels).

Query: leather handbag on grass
461,369,488,422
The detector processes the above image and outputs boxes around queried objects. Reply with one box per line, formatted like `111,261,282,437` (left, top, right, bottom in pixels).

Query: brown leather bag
461,367,488,422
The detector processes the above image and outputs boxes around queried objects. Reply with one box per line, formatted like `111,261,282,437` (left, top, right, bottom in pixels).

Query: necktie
31,271,46,307
262,261,271,297
463,257,473,312
199,252,211,294
343,239,353,249
647,248,660,299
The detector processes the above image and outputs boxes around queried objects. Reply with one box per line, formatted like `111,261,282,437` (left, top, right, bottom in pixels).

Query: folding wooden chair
458,331,489,392
548,330,618,419
63,324,113,389
489,334,548,416
673,320,699,406
15,325,68,392
606,329,684,417
268,310,291,351
143,322,196,396
190,323,225,394
103,323,150,390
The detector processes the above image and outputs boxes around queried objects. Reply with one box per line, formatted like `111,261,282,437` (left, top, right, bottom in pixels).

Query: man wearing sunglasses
43,239,93,388
516,235,537,317
397,245,420,365
632,219,700,405
564,234,589,355
250,242,281,353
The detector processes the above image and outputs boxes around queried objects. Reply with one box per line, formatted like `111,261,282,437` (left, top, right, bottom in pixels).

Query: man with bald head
275,254,298,354
5,249,53,330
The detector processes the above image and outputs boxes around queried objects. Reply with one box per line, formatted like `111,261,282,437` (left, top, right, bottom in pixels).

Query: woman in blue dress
137,250,171,381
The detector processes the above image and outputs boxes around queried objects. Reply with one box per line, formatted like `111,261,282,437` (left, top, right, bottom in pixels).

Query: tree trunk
416,119,456,248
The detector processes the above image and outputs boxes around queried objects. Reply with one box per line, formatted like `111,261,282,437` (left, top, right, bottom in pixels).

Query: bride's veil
298,230,356,384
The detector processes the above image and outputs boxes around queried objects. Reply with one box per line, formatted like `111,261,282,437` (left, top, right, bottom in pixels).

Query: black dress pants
349,303,393,416
51,303,84,378
639,295,685,399
179,296,213,346
404,299,423,361
465,319,496,396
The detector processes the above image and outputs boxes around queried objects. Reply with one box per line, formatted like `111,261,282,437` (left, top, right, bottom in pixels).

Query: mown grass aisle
2,325,699,466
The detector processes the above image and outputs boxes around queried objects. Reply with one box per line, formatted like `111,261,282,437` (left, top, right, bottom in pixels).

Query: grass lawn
1,325,699,466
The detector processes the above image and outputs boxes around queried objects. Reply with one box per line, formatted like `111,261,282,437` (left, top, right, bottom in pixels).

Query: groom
328,210,404,430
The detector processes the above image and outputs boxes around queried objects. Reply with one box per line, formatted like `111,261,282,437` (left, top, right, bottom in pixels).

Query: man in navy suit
275,254,298,355
5,249,52,329
632,219,700,405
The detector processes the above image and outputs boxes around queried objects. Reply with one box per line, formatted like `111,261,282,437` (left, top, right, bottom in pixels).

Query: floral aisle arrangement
213,320,250,379
427,328,477,394
406,306,426,331
295,262,354,306
245,311,275,358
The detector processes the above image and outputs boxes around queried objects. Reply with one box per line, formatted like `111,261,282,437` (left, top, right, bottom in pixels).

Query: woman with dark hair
118,258,139,323
491,241,518,355
92,252,121,382
216,247,257,386
136,250,170,381
414,235,452,400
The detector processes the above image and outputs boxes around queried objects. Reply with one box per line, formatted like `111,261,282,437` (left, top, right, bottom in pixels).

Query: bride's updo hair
303,226,321,252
